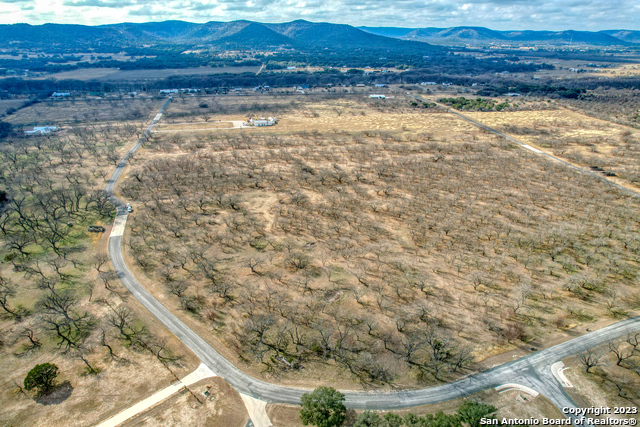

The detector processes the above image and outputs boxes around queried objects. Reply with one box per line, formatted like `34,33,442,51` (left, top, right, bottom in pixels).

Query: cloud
1,0,639,30
185,1,220,11
128,4,155,15
63,0,145,7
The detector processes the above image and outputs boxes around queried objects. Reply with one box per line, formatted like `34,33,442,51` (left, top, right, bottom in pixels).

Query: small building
369,94,386,99
287,66,297,70
249,117,277,127
160,89,179,94
375,84,387,87
420,82,437,86
25,126,58,135
51,92,71,97
356,83,366,87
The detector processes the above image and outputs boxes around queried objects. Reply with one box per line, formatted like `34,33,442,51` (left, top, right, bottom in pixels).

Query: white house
249,117,277,127
51,92,70,97
369,94,386,99
420,82,437,86
375,84,387,87
160,89,179,94
25,126,58,135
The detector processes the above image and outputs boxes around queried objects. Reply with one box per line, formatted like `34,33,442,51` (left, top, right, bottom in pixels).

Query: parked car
125,203,133,212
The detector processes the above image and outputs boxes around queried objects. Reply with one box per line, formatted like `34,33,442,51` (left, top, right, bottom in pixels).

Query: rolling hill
0,20,440,52
360,26,639,46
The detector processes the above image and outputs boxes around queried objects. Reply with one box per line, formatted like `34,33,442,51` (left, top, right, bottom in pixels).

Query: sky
1,0,639,30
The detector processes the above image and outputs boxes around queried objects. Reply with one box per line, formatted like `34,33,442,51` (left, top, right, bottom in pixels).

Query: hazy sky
1,0,639,30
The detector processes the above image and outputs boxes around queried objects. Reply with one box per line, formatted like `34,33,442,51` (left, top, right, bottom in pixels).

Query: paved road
105,97,640,418
97,363,216,427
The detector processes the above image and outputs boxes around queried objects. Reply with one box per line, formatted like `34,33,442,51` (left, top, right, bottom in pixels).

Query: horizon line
1,20,636,33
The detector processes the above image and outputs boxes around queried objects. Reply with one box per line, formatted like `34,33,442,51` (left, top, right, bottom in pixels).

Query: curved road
105,97,640,417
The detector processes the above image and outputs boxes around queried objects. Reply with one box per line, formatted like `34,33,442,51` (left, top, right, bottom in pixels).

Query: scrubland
117,94,640,389
0,98,197,426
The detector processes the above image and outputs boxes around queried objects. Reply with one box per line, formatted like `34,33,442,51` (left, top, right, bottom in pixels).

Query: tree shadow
344,409,357,427
35,381,73,406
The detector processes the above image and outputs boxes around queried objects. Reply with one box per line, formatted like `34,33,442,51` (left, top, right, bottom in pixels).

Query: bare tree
580,350,604,373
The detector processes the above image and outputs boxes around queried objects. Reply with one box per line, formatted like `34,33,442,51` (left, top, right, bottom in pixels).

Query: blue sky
1,0,639,30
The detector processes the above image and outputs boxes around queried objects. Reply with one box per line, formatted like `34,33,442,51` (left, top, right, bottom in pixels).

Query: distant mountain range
1,20,637,55
359,26,640,46
0,20,440,52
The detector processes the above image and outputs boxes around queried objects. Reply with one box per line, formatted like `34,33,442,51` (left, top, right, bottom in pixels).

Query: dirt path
423,96,640,200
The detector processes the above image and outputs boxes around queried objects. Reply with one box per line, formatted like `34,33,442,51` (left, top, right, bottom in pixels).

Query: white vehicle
125,203,133,212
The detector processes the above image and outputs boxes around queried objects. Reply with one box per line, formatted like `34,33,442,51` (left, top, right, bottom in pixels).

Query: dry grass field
5,97,162,125
38,66,262,81
469,110,640,188
0,99,27,117
5,96,162,126
120,377,249,427
593,63,640,78
456,106,640,189
158,122,236,131
562,88,640,128
117,93,640,390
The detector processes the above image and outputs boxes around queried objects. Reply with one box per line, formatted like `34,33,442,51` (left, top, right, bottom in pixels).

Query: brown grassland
39,66,262,82
119,377,249,427
7,96,162,125
0,99,27,117
455,105,640,189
